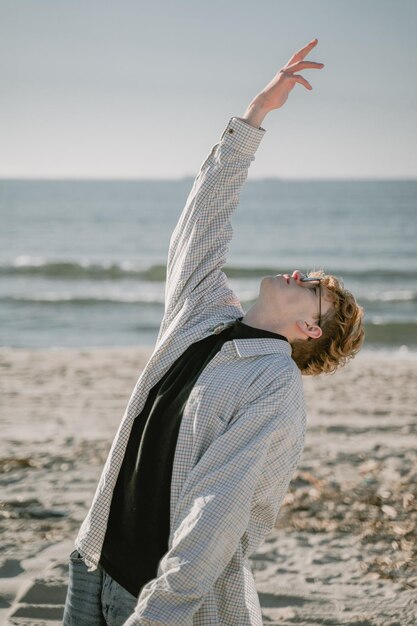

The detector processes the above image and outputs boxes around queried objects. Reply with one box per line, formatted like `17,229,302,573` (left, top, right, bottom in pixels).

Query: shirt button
228,128,234,134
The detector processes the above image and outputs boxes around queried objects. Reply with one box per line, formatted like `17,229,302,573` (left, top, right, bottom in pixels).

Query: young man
63,39,364,626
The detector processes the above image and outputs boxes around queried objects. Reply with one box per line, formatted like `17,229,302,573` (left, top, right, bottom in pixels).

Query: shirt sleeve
159,117,265,337
122,368,305,626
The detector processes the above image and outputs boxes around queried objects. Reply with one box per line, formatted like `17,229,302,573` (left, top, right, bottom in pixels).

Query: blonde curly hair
290,270,365,376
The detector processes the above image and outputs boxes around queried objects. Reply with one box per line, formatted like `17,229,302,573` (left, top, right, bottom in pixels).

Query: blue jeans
63,550,138,626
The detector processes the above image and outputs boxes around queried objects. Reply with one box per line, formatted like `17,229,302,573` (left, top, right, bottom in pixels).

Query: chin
261,275,284,292
259,275,275,296
261,275,277,287
258,276,284,309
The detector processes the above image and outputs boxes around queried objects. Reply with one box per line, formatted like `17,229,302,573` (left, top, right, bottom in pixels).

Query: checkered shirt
75,116,307,626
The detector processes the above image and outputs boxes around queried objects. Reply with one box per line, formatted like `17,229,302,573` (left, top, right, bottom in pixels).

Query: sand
1,346,416,625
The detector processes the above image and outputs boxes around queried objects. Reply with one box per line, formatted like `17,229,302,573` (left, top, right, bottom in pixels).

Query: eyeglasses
300,277,322,328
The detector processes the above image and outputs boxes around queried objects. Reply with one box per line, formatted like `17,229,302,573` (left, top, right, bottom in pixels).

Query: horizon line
1,176,416,183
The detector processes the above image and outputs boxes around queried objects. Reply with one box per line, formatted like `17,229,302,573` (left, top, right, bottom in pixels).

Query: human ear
296,319,323,340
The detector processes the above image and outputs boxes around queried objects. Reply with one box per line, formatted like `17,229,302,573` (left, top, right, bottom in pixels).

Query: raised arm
159,38,324,340
160,118,265,338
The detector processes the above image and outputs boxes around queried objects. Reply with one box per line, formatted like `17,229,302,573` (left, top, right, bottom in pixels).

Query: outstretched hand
243,39,325,127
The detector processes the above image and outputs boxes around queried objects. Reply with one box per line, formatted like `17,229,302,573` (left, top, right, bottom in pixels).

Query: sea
1,178,416,353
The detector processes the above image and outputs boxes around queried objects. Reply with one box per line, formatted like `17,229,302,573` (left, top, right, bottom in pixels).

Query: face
258,269,333,340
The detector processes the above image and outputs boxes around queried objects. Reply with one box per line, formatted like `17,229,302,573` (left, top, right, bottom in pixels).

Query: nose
291,270,306,283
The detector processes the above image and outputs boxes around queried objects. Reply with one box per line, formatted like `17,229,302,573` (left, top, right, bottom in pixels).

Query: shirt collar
232,338,292,358
230,317,292,358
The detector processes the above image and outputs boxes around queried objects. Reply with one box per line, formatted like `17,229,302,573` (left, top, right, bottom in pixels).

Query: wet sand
1,346,416,625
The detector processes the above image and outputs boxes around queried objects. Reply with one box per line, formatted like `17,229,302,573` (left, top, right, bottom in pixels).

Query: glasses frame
300,277,322,328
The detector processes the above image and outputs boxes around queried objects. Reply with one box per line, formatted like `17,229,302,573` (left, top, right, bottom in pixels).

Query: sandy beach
1,346,416,625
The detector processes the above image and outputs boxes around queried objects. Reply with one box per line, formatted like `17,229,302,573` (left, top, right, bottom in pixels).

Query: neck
242,304,291,340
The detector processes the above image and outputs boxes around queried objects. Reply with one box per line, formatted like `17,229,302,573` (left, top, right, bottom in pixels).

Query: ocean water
1,178,416,351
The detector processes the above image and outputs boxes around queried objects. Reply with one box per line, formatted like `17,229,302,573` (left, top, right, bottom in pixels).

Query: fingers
283,73,312,90
285,60,325,72
279,58,324,91
289,38,319,63
279,71,313,90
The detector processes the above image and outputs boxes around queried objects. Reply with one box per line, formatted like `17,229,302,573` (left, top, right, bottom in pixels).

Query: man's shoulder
256,350,303,391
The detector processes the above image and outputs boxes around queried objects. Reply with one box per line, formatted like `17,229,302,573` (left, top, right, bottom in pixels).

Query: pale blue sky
1,0,416,179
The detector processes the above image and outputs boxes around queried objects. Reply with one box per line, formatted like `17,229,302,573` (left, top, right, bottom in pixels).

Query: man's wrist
241,97,270,129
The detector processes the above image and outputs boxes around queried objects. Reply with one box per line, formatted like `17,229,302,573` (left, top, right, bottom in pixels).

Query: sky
1,0,416,180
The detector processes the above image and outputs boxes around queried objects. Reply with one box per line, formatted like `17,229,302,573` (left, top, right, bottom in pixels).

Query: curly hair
290,270,365,376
